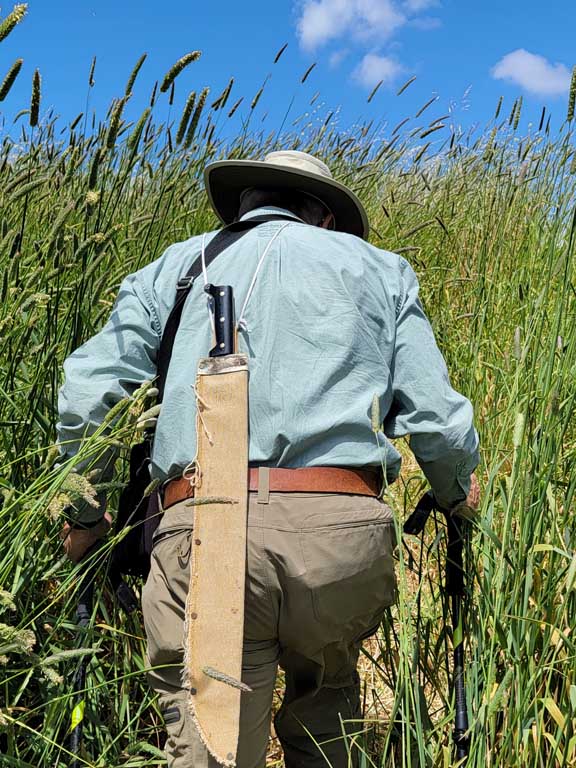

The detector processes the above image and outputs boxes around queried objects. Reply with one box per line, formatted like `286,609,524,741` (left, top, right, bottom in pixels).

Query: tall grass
1,9,575,767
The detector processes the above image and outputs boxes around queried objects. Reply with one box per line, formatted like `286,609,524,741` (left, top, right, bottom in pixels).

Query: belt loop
257,467,270,505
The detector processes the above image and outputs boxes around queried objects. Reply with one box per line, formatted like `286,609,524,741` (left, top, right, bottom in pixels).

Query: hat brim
204,160,369,239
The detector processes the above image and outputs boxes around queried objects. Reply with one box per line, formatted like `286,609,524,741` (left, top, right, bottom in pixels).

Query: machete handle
79,537,139,615
108,568,139,614
205,284,235,357
75,541,103,625
445,515,466,596
404,490,471,763
403,490,436,535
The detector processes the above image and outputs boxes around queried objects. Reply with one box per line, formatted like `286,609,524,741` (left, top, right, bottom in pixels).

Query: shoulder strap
156,214,298,401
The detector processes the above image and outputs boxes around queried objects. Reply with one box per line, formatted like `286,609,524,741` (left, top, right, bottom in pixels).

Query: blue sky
1,1,575,144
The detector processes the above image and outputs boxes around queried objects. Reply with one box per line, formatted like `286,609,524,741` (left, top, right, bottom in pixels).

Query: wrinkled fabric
142,491,397,767
57,206,479,521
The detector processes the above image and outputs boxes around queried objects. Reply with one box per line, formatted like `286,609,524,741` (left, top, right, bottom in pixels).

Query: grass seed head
62,472,99,508
273,42,288,64
106,96,127,149
0,3,27,44
367,79,383,103
184,87,209,149
508,98,518,127
227,96,243,118
397,75,416,95
538,105,546,132
494,95,503,120
85,190,100,206
149,80,158,107
251,82,266,111
46,492,71,522
88,56,96,87
125,52,147,98
30,68,41,127
419,123,445,139
40,665,64,686
0,590,16,613
414,141,430,163
415,95,437,118
567,66,576,122
176,91,196,144
160,51,201,93
69,112,83,130
513,95,523,130
0,623,36,655
128,106,151,151
0,58,23,102
88,147,102,189
301,63,316,84
211,78,234,111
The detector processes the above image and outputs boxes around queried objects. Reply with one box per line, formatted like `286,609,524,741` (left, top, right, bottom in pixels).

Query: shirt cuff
66,515,104,530
64,493,107,527
419,455,477,511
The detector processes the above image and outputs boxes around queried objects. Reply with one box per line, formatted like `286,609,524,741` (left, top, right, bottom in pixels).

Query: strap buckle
176,276,195,290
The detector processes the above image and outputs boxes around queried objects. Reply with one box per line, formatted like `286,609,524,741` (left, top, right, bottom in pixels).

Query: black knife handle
205,284,235,357
403,490,436,535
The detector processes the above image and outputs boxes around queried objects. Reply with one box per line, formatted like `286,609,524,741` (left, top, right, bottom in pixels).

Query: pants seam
257,504,278,631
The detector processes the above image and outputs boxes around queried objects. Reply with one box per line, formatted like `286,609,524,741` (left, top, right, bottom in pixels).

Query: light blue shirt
57,206,479,522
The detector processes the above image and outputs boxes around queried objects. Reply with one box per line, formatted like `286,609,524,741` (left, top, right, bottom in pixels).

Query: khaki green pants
141,489,397,768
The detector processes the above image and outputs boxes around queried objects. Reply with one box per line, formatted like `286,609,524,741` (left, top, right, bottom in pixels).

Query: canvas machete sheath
184,352,249,767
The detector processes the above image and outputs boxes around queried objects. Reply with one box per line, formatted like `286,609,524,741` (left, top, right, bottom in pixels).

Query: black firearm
69,544,138,767
69,545,98,768
404,491,470,763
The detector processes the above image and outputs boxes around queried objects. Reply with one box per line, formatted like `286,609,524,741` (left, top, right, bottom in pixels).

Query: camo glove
450,472,480,521
60,512,112,563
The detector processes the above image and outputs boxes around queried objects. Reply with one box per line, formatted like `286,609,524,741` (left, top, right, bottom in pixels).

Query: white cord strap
200,232,209,286
200,233,216,335
237,223,290,332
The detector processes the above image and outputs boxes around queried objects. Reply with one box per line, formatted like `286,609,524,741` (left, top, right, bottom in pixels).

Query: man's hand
451,473,480,521
60,513,112,563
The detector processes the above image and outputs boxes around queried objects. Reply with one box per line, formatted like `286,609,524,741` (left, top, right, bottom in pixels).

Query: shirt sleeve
383,258,479,510
56,272,160,523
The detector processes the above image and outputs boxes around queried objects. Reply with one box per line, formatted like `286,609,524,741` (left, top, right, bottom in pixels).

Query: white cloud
329,49,349,68
295,0,439,92
353,53,403,88
410,15,441,30
491,49,572,97
403,0,439,10
296,0,406,51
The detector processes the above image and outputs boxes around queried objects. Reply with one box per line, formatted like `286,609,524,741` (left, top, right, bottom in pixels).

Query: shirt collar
239,206,304,224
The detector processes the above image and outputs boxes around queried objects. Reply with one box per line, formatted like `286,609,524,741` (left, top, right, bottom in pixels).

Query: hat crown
263,150,333,181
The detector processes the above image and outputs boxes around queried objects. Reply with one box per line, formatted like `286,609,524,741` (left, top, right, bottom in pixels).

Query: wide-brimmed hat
204,150,369,239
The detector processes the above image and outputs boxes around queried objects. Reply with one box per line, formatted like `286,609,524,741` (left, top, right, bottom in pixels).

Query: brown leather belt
162,467,382,510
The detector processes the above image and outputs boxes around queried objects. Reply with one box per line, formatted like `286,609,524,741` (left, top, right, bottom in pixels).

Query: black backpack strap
156,214,299,401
